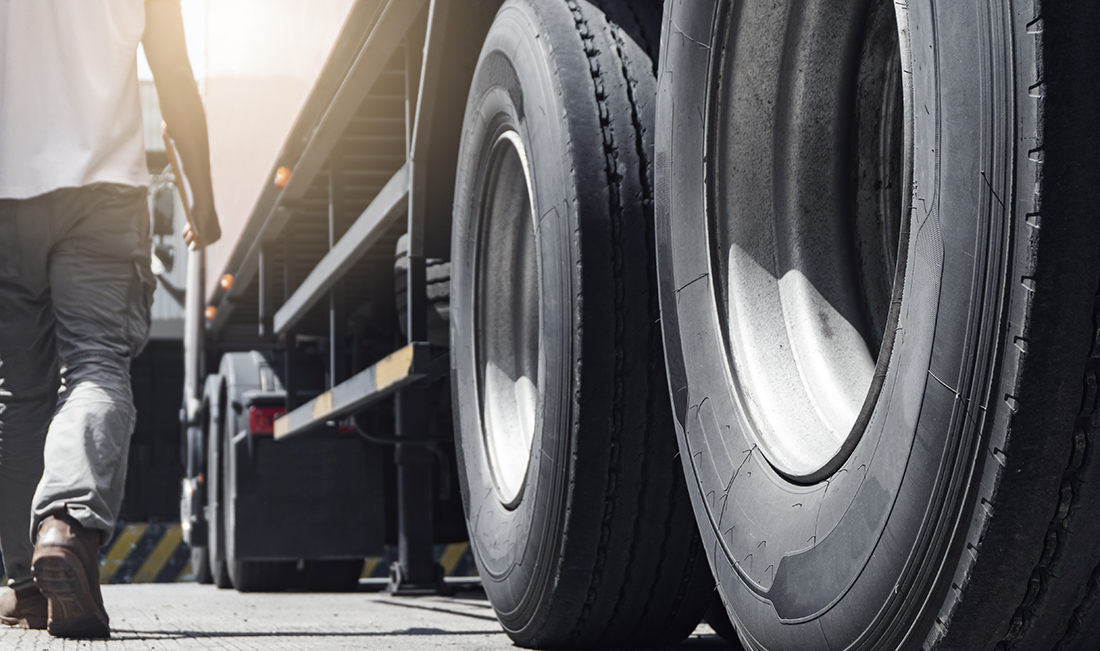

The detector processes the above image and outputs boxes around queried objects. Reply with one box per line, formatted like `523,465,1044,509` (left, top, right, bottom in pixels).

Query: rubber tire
656,2,1100,650
296,559,364,592
206,376,232,590
222,421,295,593
190,546,214,585
218,352,296,593
704,592,743,649
394,232,451,347
451,1,712,648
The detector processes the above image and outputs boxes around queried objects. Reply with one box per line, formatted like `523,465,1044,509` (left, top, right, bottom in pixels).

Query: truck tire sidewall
451,3,589,629
206,375,231,589
657,1,1019,648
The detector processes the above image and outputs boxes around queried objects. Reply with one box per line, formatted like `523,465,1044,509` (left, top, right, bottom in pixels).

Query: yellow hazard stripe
131,525,183,584
359,543,473,580
99,524,148,583
438,542,468,575
361,557,381,579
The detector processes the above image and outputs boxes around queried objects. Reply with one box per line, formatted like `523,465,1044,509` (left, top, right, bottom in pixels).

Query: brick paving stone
0,584,736,650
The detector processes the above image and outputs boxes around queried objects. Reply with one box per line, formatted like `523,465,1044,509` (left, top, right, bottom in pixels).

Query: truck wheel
187,381,215,585
219,352,296,593
656,1,1100,650
207,377,232,589
190,546,213,585
222,419,295,593
451,1,712,648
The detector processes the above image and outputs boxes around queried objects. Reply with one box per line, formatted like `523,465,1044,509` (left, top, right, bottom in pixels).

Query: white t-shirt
0,0,149,199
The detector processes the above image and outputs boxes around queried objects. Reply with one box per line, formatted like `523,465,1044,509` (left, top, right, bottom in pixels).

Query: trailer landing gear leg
387,386,449,596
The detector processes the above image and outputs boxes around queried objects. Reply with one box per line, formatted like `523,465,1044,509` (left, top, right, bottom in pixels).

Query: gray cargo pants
0,183,154,589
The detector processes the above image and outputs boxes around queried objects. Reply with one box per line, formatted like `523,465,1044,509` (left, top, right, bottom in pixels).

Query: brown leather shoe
0,584,47,629
31,513,110,638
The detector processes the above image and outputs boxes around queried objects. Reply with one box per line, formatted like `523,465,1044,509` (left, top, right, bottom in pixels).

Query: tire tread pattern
940,3,1100,650
562,2,626,643
457,2,712,647
995,5,1100,650
560,1,712,647
1049,293,1100,650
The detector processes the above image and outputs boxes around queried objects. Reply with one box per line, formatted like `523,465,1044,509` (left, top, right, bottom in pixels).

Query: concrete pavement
0,583,740,650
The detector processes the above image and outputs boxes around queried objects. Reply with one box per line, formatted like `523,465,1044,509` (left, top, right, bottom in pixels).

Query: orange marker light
205,306,217,321
275,166,292,189
220,274,234,291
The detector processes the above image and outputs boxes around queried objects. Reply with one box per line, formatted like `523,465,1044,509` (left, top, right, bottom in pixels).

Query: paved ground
0,583,740,650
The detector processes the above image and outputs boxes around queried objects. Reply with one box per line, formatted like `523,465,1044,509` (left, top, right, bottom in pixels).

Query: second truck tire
449,0,713,648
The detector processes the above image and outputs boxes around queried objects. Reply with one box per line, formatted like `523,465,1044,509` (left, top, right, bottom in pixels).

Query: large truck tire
223,417,295,593
218,352,296,593
656,1,1100,650
450,1,712,648
206,376,232,589
186,378,216,585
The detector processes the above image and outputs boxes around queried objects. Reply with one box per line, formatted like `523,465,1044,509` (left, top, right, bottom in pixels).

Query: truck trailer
178,1,1100,649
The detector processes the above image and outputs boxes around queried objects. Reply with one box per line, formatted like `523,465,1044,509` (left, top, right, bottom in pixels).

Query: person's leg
29,184,153,638
0,197,58,593
31,184,154,541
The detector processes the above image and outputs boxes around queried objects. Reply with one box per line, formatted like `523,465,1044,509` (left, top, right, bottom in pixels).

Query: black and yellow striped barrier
361,543,477,579
99,522,191,584
0,523,477,585
0,522,191,586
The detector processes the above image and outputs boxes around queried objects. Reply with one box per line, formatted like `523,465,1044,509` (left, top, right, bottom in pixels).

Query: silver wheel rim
710,1,911,482
475,130,540,507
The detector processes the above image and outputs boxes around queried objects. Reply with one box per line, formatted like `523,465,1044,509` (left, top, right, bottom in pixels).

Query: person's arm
143,0,221,248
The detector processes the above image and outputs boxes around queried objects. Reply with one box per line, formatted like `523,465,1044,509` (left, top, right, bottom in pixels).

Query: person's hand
146,2,219,252
184,201,221,250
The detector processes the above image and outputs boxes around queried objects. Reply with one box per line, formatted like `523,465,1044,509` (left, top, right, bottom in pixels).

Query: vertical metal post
283,221,302,411
182,246,206,445
181,246,207,546
388,26,444,595
404,29,427,347
391,387,438,592
328,151,347,388
258,243,273,338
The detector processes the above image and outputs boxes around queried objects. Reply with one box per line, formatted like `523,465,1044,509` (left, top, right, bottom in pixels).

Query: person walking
0,0,220,638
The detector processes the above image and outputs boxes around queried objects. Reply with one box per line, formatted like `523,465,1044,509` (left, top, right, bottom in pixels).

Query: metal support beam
210,0,427,326
257,243,275,338
182,247,206,428
388,3,446,597
328,148,347,388
389,384,440,593
272,343,437,440
283,220,303,412
273,164,409,336
181,248,207,547
276,0,426,203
